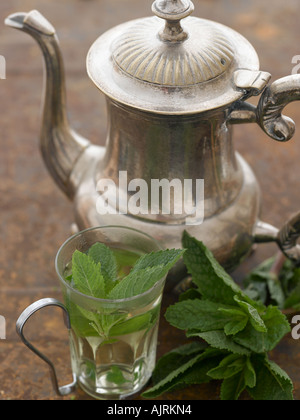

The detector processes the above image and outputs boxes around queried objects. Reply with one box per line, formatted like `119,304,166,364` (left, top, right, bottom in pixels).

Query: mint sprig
71,246,184,300
108,265,172,300
66,244,185,338
87,242,118,294
142,232,293,401
72,251,106,299
243,254,300,310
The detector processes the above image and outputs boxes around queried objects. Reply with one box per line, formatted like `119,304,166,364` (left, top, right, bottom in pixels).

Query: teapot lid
87,0,270,114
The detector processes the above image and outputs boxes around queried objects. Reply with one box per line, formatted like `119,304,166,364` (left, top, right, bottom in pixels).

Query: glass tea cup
16,226,167,400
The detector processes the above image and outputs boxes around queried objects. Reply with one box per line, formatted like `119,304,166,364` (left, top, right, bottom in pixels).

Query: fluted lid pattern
112,16,234,87
87,0,261,114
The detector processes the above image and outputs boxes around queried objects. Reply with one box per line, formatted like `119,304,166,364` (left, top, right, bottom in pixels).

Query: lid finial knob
152,0,195,42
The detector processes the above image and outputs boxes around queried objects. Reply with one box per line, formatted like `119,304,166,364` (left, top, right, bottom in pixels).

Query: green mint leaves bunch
243,255,300,310
71,243,184,300
66,243,184,339
143,232,293,401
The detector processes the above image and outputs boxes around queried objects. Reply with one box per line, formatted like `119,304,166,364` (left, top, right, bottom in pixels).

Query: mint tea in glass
16,226,183,400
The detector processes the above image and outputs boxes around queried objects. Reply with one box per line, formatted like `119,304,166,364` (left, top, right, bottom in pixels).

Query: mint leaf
218,308,249,336
243,255,300,309
142,348,224,399
108,265,165,300
233,305,290,353
247,355,293,400
108,249,185,300
65,293,125,338
132,249,184,273
165,299,241,332
244,357,256,389
176,353,223,390
190,330,251,356
218,357,256,400
233,296,267,333
220,372,247,401
261,305,291,350
224,318,248,336
109,311,153,337
75,303,125,338
142,352,205,398
72,250,106,299
106,366,130,385
266,273,285,309
151,342,208,386
284,282,300,309
182,232,244,305
207,354,245,380
209,355,256,400
65,298,101,337
243,281,268,304
112,248,141,278
67,249,127,337
88,243,118,293
174,351,226,391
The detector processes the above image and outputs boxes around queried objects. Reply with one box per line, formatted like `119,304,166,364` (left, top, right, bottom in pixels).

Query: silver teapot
6,0,300,277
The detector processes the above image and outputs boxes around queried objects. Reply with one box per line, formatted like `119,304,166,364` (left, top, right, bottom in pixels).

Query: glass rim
55,225,165,304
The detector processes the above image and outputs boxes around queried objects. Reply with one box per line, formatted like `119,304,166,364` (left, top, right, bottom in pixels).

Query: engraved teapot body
6,0,300,278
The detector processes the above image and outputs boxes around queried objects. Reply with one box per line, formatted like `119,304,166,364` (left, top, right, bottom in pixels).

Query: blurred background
0,0,299,400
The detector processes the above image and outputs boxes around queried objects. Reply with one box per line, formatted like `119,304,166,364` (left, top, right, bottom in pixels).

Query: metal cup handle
16,298,77,397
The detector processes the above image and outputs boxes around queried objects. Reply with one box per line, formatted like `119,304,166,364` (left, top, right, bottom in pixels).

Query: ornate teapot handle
257,74,300,142
229,74,300,138
229,73,300,265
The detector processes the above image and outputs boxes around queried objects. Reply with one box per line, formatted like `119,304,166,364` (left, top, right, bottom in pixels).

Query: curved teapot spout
5,11,90,199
